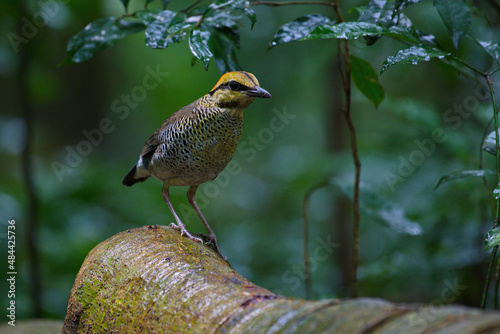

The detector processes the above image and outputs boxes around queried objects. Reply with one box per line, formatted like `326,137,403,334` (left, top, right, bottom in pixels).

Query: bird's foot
204,233,228,262
169,222,203,244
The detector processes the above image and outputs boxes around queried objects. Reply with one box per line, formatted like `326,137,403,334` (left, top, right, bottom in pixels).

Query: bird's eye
228,80,241,91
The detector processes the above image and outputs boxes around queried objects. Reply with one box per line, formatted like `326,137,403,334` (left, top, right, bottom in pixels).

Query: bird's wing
139,99,201,165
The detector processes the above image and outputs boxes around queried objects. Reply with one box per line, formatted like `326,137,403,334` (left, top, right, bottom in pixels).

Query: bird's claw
169,224,227,262
169,222,203,244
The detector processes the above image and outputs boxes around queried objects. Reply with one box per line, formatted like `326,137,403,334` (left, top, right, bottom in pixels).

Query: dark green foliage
434,170,495,191
302,21,413,42
485,227,500,251
350,55,384,108
62,0,253,72
483,129,500,156
63,17,145,64
144,10,187,49
433,0,471,50
381,45,450,73
120,0,130,12
268,14,334,49
331,178,421,235
474,39,500,66
189,28,213,69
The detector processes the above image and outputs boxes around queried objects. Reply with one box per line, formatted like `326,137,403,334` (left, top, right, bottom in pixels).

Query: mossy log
63,225,500,333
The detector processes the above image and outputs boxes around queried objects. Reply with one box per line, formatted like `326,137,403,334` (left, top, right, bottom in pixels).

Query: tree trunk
63,225,500,333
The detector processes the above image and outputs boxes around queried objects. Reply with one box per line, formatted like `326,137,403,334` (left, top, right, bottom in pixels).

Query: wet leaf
209,27,241,73
358,0,396,27
63,17,145,64
189,28,213,70
477,39,500,65
350,55,385,108
205,10,240,29
484,227,500,251
135,10,162,25
494,186,500,200
416,31,438,45
161,0,171,9
120,0,130,12
356,0,423,45
394,0,425,11
269,14,333,49
145,10,187,49
331,178,422,236
381,45,450,73
482,128,500,156
434,170,494,190
302,22,416,43
244,7,256,30
434,0,471,49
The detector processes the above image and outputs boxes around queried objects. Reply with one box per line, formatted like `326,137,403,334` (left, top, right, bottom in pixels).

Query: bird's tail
122,164,150,187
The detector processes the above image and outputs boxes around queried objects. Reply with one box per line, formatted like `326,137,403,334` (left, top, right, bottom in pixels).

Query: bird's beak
247,86,272,98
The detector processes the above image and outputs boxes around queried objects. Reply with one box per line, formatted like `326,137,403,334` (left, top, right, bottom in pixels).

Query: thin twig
494,263,500,309
486,0,500,13
481,73,500,309
479,117,495,210
19,0,42,317
302,181,330,299
251,0,337,7
332,0,361,299
181,0,205,13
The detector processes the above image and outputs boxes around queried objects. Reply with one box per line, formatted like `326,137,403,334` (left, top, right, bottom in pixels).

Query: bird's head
209,71,271,111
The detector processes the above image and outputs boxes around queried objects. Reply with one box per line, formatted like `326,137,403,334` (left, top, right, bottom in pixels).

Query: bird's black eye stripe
227,80,247,91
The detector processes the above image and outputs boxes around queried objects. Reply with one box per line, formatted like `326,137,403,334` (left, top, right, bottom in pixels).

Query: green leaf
120,0,130,13
203,7,242,49
269,14,333,49
494,185,500,200
358,0,396,27
302,22,416,43
161,0,171,9
209,27,241,74
145,10,187,49
381,45,450,73
484,227,500,251
244,7,257,30
394,0,425,11
135,10,162,25
356,0,424,46
434,170,494,190
416,31,438,45
331,177,422,235
63,17,145,64
189,28,213,70
477,39,500,65
433,0,471,49
204,0,252,28
205,10,240,28
350,55,385,108
482,128,500,156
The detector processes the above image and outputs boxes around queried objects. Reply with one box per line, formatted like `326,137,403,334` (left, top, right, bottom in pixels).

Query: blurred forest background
2,0,500,321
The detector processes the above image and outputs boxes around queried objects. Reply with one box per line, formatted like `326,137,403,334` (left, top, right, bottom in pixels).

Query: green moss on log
63,225,500,333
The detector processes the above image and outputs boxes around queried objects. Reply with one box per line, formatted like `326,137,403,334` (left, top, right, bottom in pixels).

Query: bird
122,71,271,261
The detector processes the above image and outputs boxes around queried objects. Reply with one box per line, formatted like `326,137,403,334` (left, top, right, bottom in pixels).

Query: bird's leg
162,183,202,244
187,185,227,261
